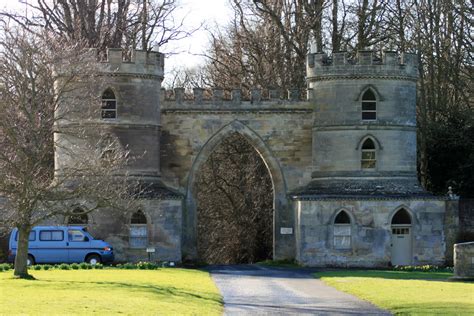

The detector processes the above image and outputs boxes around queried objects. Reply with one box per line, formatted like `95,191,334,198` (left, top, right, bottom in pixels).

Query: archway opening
195,132,273,264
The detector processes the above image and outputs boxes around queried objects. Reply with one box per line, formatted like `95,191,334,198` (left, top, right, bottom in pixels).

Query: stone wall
453,242,474,279
459,198,474,241
84,198,182,262
160,101,314,260
295,198,446,267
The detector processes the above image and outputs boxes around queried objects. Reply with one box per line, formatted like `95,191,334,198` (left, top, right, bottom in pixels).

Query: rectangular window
361,150,376,169
334,225,351,249
39,230,64,241
129,225,147,249
362,101,377,120
101,100,117,119
15,231,36,241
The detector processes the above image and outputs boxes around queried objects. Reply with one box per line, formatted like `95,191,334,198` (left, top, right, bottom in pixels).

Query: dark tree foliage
201,0,472,197
196,133,273,264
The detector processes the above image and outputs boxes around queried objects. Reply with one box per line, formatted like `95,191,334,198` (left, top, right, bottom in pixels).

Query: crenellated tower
55,48,166,183
304,50,425,196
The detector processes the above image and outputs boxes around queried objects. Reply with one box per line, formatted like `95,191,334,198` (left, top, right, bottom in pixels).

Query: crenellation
193,87,204,104
161,88,310,108
307,50,418,80
232,89,242,104
357,50,373,65
332,52,347,65
99,48,164,78
251,89,262,104
174,88,185,105
212,88,224,105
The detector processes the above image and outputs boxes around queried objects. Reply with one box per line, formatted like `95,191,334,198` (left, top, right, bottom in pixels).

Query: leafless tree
2,0,195,53
196,133,273,264
0,23,138,278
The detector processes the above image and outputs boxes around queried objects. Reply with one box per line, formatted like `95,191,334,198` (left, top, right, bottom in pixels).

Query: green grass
314,270,474,315
0,268,223,315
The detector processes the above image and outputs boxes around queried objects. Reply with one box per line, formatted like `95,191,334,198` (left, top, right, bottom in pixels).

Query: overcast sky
1,0,233,74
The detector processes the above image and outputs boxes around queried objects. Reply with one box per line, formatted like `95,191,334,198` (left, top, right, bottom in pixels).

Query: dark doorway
196,132,273,264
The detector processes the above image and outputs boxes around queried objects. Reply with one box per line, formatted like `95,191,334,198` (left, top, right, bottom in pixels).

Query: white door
391,226,412,266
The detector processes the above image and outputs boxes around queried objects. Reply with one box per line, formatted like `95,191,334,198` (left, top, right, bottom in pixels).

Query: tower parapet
161,87,312,111
97,48,164,79
307,51,418,83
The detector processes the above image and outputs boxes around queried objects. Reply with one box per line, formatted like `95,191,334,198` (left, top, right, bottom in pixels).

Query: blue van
8,226,114,265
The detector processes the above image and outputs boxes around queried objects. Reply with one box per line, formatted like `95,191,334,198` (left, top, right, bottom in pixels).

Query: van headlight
103,247,111,251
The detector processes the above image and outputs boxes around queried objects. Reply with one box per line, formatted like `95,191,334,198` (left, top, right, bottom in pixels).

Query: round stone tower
54,48,165,183
54,48,183,263
305,50,423,195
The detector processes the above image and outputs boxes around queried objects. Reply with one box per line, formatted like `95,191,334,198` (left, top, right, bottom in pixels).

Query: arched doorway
390,208,413,265
196,132,273,264
183,120,291,263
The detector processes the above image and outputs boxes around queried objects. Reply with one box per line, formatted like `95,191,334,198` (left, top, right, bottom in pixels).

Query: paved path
209,265,391,315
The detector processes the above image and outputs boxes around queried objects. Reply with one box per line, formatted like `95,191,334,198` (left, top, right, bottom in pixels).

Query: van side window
40,230,64,241
68,229,86,242
15,231,36,241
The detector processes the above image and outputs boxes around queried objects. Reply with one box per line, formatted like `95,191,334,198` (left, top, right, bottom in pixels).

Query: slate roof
132,180,183,200
290,178,446,201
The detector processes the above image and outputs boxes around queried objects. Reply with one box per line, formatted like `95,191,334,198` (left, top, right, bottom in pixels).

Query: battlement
95,48,164,78
307,51,418,80
161,87,311,110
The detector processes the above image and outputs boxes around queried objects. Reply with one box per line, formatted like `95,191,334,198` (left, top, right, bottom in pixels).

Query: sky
0,0,233,75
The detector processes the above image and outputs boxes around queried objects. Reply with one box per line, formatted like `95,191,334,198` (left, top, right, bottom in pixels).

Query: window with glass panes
361,138,376,169
361,89,376,120
334,211,351,249
129,210,147,248
101,88,117,119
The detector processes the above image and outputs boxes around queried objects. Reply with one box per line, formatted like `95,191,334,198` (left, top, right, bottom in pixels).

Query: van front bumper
101,252,114,264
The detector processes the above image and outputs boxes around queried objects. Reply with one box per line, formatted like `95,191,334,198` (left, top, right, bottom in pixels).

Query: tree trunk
13,226,32,279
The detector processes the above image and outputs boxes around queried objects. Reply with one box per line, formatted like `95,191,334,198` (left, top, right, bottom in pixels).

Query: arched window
391,208,411,225
361,138,376,169
101,88,117,119
361,89,376,120
334,210,351,249
67,208,88,225
129,210,147,248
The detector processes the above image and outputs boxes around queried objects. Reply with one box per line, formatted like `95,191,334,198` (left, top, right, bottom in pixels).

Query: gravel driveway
209,264,391,315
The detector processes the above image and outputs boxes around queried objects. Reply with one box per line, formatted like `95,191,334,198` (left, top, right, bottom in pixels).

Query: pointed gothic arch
183,120,290,260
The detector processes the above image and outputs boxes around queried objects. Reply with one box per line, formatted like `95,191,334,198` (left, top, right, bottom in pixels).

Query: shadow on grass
313,269,453,281
38,278,222,304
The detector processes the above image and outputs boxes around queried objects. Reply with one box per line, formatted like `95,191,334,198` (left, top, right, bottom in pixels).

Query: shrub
123,263,135,270
58,263,70,270
393,265,453,273
70,263,80,270
0,263,12,272
93,263,104,269
79,262,88,269
42,265,52,271
33,265,42,270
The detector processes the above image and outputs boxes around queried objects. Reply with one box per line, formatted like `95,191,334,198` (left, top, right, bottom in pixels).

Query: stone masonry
1,48,455,266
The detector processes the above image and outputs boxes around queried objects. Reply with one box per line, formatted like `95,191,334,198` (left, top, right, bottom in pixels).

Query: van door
67,229,91,263
36,229,68,263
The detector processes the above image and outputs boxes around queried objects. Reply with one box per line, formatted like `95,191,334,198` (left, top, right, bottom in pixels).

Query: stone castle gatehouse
52,48,457,267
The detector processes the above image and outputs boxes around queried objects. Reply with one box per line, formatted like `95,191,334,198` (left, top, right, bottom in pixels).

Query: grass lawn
314,270,474,315
0,268,222,315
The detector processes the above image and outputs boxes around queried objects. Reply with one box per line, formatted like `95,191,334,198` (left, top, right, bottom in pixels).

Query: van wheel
27,255,35,266
86,255,101,265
